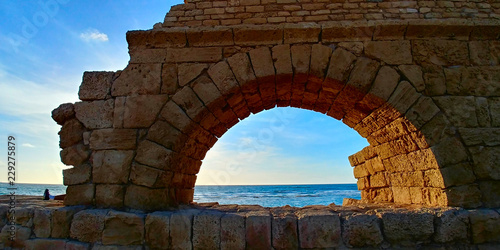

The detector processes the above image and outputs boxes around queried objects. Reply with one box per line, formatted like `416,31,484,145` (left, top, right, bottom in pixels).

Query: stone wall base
1,203,500,249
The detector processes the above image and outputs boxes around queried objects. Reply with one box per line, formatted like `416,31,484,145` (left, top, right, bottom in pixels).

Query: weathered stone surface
337,42,363,56
323,21,374,42
406,96,440,129
326,47,356,83
92,150,134,184
112,64,162,96
124,185,172,211
413,40,470,66
422,65,446,96
381,210,434,245
51,206,85,238
92,244,143,250
172,86,205,122
33,208,52,238
246,210,272,250
460,128,500,146
479,181,500,208
434,208,469,243
96,185,125,208
60,143,90,166
367,66,400,104
178,63,208,88
52,103,75,125
59,119,85,148
64,184,94,206
170,210,198,250
79,71,113,100
166,47,222,63
388,81,420,114
102,211,144,245
113,95,168,128
130,162,171,188
470,147,500,180
444,66,500,96
0,225,31,249
74,100,114,129
398,65,425,92
297,209,341,248
469,209,500,244
25,239,67,250
187,27,233,47
271,208,298,250
221,213,245,250
70,209,107,242
431,137,468,166
63,164,91,186
66,241,90,250
365,41,412,65
193,211,222,249
446,184,482,208
145,212,171,250
89,129,137,150
491,97,500,127
342,213,383,247
135,140,174,170
476,97,491,127
234,25,283,46
284,23,320,44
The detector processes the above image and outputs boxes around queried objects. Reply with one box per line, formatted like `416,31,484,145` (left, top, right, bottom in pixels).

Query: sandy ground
0,195,64,208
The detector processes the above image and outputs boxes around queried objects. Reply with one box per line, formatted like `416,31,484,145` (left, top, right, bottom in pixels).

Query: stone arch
53,18,500,211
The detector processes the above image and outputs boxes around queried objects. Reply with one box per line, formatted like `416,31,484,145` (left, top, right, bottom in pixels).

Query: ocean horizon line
1,182,357,186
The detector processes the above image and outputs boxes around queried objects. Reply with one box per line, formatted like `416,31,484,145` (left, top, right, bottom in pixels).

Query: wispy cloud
22,143,35,148
80,29,109,42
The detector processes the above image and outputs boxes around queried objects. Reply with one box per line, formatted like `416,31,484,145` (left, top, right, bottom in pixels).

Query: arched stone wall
52,1,500,211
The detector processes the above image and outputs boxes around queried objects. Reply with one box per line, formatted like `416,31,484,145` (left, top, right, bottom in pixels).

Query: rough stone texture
114,95,168,128
33,208,52,238
469,209,500,244
102,211,145,246
220,213,245,250
365,41,412,65
246,210,272,250
271,208,299,250
52,103,75,125
59,119,85,148
342,213,383,247
380,210,434,246
79,71,113,100
60,143,90,167
63,164,91,186
74,100,114,129
433,208,469,244
297,209,341,249
193,211,222,249
92,150,134,184
112,64,161,96
64,184,95,206
70,209,107,242
89,129,137,150
145,212,171,250
51,206,85,238
96,185,125,208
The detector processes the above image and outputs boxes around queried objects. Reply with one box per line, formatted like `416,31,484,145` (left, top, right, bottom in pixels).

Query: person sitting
43,189,55,200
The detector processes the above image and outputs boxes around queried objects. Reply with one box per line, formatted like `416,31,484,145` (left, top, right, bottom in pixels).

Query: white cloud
22,143,35,148
80,29,109,42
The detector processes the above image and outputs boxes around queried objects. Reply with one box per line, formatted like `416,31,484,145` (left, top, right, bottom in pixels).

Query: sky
0,0,368,185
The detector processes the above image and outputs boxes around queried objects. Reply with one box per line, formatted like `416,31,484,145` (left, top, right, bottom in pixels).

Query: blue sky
0,0,368,185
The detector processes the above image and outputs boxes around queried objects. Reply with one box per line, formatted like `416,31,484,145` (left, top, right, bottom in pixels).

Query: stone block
1,225,31,249
89,129,137,150
412,40,469,66
166,47,222,63
431,136,468,166
96,185,125,208
70,209,107,242
365,41,412,65
444,66,500,96
61,143,90,166
59,119,85,148
433,208,469,243
130,163,172,188
406,20,472,40
127,29,186,48
326,48,356,83
79,71,113,100
52,103,75,125
135,140,174,171
246,210,272,250
33,208,53,238
221,213,245,250
64,184,95,206
161,64,178,95
491,97,500,127
398,65,425,92
234,25,283,46
102,211,145,245
309,44,332,84
392,186,412,204
92,150,134,184
193,211,222,249
145,212,172,250
63,164,91,186
388,81,420,115
172,86,206,122
271,209,298,250
342,213,383,247
406,96,440,129
476,97,491,127
187,27,233,46
470,41,498,66
446,184,482,208
25,239,67,250
470,147,500,180
469,209,500,244
171,210,198,250
297,209,341,248
479,181,500,208
113,95,168,128
366,66,400,106
284,23,320,43
159,101,192,132
372,20,407,40
51,206,85,238
322,21,374,42
147,120,188,151
178,63,208,87
422,65,446,96
74,100,114,129
381,210,434,245
66,241,90,250
249,47,276,109
440,163,476,187
124,185,173,211
111,64,162,96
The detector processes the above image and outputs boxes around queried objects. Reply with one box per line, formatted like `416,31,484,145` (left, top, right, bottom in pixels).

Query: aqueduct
5,0,496,248
53,0,500,211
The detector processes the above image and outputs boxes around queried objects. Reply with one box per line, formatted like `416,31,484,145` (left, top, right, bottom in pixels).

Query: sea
0,183,360,207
